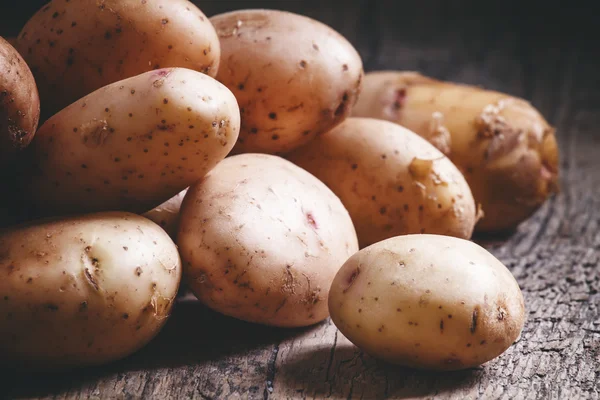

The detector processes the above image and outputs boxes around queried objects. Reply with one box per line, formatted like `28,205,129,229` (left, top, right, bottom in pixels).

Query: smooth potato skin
0,36,40,161
143,188,188,239
211,9,363,154
178,154,358,327
0,212,181,370
329,235,525,370
17,0,220,119
352,71,559,232
288,118,476,248
25,68,240,216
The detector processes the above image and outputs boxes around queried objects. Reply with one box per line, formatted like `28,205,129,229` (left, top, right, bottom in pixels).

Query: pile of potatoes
0,0,558,372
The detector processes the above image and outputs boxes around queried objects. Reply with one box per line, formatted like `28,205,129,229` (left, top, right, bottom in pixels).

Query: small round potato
178,154,358,327
329,234,525,370
17,0,220,119
353,71,559,232
143,188,188,239
211,9,363,154
0,36,40,161
0,212,181,370
288,118,477,248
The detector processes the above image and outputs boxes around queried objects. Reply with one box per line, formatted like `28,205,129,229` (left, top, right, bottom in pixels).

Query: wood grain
1,1,599,399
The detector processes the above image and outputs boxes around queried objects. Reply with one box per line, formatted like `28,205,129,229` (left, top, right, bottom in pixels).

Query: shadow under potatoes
0,297,302,399
275,344,484,399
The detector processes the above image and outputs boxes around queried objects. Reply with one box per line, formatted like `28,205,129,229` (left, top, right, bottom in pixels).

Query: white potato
0,212,181,370
329,234,525,370
178,154,358,327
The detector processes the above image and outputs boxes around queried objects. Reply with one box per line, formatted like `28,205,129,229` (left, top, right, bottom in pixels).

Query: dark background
1,1,598,105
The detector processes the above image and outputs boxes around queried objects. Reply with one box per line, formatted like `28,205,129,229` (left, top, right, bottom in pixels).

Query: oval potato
211,9,363,154
0,36,40,161
329,234,525,370
352,71,559,232
17,0,220,119
288,117,476,248
25,68,240,216
178,154,358,327
0,212,181,370
143,188,188,238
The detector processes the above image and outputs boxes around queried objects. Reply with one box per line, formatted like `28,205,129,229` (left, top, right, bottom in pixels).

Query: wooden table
1,1,599,399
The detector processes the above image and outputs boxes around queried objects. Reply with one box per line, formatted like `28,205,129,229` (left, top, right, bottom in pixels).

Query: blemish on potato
83,268,100,291
471,307,479,333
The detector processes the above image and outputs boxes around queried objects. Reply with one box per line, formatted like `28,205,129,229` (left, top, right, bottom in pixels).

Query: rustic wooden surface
1,1,599,399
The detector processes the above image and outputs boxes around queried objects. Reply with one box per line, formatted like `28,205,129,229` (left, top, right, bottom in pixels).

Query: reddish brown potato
17,0,220,119
211,9,363,154
0,36,40,162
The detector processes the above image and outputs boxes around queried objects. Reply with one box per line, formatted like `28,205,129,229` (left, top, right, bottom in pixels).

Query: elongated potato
17,0,220,119
0,212,181,370
178,154,358,327
211,9,363,154
0,36,40,161
25,68,240,216
288,118,476,248
353,71,559,232
329,234,525,371
143,188,188,238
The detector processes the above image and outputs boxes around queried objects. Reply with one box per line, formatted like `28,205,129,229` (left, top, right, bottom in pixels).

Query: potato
0,36,40,161
329,234,525,371
17,0,220,119
352,71,559,232
210,9,363,154
25,67,240,217
143,188,188,238
288,117,476,248
0,212,181,370
177,154,358,327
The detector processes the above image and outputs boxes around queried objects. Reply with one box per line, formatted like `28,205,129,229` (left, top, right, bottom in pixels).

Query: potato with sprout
288,118,476,248
353,71,559,232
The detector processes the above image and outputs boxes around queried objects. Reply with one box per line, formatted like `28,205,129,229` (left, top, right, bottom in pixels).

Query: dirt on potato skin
0,37,40,162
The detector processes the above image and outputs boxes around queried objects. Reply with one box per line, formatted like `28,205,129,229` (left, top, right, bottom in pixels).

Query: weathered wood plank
1,1,599,399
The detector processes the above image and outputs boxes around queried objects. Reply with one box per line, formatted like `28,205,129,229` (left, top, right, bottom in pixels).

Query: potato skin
143,188,188,239
211,9,363,154
288,117,476,248
0,212,181,370
329,234,525,370
0,36,40,161
352,71,559,232
17,0,220,120
25,68,240,216
178,154,358,327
